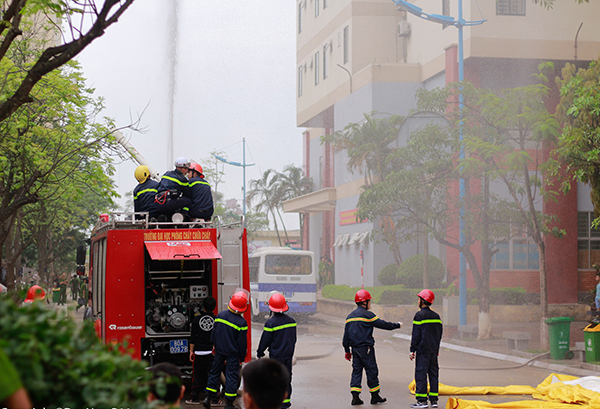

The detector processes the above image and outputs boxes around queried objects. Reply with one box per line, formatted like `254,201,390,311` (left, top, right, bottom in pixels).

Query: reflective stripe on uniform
429,392,439,396
190,180,210,187
346,316,379,324
283,399,291,403
161,175,189,187
415,393,428,398
412,319,443,325
350,387,361,392
206,387,218,393
263,323,297,332
134,188,157,200
225,392,237,398
215,318,248,331
369,385,380,392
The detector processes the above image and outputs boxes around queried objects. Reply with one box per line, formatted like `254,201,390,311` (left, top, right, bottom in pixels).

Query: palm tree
246,169,285,246
278,165,312,247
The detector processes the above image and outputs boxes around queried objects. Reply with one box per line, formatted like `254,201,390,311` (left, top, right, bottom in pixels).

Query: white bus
249,247,317,319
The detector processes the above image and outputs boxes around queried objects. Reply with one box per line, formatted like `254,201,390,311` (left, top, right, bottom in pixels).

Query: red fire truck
79,213,252,371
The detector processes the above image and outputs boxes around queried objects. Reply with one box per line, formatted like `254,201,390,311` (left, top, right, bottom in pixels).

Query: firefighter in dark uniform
343,289,402,406
155,157,192,220
204,290,249,409
185,162,214,221
257,292,297,409
133,165,159,219
409,289,443,409
186,296,217,405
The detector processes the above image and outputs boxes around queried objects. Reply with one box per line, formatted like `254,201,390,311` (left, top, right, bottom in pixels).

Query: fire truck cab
83,213,251,372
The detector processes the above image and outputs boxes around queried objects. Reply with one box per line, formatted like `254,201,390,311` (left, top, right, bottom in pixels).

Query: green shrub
378,263,401,285
0,297,154,408
323,285,530,306
398,254,446,288
322,284,405,304
379,288,448,305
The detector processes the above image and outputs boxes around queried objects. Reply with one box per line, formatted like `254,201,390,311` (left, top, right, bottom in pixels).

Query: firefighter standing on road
409,289,443,409
257,292,297,409
204,290,249,409
343,289,402,406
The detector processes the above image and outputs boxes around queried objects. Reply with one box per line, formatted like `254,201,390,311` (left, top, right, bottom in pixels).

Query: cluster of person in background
133,157,214,223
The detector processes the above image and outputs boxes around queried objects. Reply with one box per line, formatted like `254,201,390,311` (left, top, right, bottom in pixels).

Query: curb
392,333,600,377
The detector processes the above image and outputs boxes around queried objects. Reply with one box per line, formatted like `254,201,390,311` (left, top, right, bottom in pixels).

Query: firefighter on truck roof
133,165,159,220
155,157,192,221
343,289,402,406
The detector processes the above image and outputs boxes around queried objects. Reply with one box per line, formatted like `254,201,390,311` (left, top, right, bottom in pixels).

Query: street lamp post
212,138,255,215
392,0,485,326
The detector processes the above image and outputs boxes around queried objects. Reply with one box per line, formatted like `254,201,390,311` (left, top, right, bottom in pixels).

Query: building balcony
282,187,337,214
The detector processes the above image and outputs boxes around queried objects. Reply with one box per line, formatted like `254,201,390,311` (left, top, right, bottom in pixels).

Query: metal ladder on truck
216,219,245,312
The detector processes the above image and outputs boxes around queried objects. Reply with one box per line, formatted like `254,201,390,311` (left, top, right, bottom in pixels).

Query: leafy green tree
247,169,287,245
533,0,589,8
0,0,136,123
413,66,562,343
278,164,312,247
0,297,153,407
0,46,119,289
555,58,600,220
323,113,405,264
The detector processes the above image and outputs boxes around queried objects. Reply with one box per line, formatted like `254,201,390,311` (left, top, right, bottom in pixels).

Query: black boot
351,391,364,405
224,399,238,409
202,395,211,409
370,391,387,404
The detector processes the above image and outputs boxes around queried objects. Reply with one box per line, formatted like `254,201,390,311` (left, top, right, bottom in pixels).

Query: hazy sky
77,0,303,228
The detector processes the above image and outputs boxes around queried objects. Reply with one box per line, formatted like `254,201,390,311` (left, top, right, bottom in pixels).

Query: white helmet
174,157,190,168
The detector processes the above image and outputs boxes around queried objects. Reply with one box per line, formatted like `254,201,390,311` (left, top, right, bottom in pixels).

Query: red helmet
228,290,249,313
355,289,372,303
267,292,289,313
190,162,203,175
24,285,46,303
99,213,109,222
417,289,435,304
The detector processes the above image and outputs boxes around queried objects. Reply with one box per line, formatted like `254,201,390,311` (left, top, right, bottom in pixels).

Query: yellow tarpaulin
407,373,600,409
446,397,591,409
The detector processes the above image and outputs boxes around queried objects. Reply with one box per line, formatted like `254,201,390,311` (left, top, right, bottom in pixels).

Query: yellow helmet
135,165,150,183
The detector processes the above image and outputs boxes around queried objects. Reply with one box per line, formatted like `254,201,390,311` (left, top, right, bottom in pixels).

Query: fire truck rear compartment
143,255,211,367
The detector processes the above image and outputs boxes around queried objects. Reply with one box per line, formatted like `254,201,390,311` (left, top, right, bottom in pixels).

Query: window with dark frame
578,211,600,269
298,2,302,33
314,51,320,85
323,44,328,79
442,0,450,29
343,26,349,64
491,222,539,270
298,66,303,97
496,0,526,16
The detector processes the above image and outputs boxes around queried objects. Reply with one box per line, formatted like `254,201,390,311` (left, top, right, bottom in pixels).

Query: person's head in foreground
242,358,290,409
147,362,185,406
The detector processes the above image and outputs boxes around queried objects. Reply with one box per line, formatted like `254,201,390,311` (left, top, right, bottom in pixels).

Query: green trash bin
52,288,60,303
545,316,573,360
584,323,600,363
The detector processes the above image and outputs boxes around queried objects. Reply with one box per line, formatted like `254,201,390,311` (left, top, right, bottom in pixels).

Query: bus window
249,257,260,282
265,255,312,275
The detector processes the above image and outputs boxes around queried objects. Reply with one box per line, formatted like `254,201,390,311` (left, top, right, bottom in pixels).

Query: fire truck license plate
169,339,188,354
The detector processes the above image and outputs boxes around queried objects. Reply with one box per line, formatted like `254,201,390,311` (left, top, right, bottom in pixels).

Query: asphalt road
183,313,560,409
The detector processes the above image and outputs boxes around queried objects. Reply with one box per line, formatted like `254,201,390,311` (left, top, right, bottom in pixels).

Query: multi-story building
283,0,600,304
